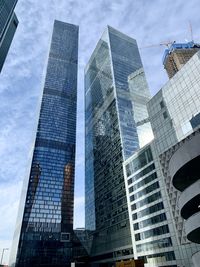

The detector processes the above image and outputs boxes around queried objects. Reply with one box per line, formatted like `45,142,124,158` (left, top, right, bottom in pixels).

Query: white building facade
124,50,200,267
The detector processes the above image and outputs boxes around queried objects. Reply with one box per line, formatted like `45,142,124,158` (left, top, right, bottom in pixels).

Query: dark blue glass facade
9,20,78,267
0,0,18,72
0,0,17,38
190,112,200,129
85,26,144,264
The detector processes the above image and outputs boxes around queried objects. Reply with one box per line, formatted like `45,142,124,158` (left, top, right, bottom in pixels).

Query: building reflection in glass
9,20,78,267
85,26,152,264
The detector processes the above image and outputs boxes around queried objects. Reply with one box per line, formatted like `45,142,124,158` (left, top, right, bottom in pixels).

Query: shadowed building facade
160,129,200,267
0,0,18,72
85,26,153,265
9,20,78,267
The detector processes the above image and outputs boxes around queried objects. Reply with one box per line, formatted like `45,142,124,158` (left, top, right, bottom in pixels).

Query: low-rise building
124,141,191,267
160,129,200,267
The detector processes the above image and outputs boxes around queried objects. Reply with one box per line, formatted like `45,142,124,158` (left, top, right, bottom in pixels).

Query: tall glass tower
0,0,18,72
9,20,78,267
85,26,152,265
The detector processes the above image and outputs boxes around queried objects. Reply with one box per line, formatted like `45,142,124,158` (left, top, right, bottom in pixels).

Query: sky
0,0,200,264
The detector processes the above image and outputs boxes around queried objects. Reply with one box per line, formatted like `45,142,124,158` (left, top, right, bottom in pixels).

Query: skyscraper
123,49,200,267
9,20,78,267
0,0,18,72
163,41,200,78
85,26,153,265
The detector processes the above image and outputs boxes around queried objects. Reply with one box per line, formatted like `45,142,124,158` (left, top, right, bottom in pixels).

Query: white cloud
74,196,85,229
0,182,21,234
0,182,22,264
74,196,85,208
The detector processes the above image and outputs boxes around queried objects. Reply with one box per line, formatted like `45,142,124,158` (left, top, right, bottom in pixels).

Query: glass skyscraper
0,0,18,72
9,20,78,267
163,41,200,78
85,26,152,265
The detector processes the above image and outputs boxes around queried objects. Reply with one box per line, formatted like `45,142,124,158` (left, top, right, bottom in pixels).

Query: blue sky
0,0,200,264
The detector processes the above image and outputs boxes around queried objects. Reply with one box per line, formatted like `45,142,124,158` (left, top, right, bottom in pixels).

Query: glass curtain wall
9,20,78,267
85,26,150,263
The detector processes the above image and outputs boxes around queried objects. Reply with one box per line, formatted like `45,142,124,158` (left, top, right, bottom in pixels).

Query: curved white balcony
185,211,200,243
178,179,200,219
168,133,200,191
192,250,200,267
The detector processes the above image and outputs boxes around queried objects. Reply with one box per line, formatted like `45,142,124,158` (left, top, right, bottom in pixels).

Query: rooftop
162,41,200,64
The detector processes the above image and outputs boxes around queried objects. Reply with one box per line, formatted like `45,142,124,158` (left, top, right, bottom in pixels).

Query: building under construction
163,41,200,78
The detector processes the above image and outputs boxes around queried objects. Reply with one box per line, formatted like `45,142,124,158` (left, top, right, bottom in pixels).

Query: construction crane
189,20,194,41
140,21,194,50
140,41,175,49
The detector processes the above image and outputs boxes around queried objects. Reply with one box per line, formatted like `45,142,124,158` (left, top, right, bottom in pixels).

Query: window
134,213,167,230
136,237,173,253
125,147,153,176
61,232,70,242
131,191,161,211
132,201,164,220
129,172,157,193
128,163,155,184
130,181,160,203
135,225,169,241
160,100,165,109
138,251,176,263
163,111,168,119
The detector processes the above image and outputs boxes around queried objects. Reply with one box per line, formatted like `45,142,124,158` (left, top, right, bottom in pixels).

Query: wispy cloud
0,0,200,263
74,196,85,229
0,181,22,264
